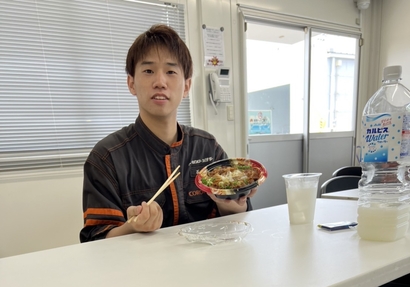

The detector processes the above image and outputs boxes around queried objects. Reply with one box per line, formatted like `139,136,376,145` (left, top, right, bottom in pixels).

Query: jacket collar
134,115,184,154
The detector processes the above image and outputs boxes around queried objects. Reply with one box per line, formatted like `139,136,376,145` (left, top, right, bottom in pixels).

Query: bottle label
401,114,410,158
361,112,403,162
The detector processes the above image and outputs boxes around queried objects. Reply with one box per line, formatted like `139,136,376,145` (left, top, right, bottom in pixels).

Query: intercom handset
209,68,232,103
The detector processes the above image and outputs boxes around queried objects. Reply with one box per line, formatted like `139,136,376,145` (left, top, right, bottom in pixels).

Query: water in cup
282,173,322,224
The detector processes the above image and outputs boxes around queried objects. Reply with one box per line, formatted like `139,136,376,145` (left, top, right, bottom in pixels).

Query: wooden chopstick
127,165,180,223
147,171,180,205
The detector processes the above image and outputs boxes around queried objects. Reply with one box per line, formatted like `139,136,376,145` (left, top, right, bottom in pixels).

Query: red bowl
195,158,268,200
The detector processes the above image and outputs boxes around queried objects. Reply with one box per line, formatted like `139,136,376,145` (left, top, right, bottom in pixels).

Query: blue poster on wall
248,110,272,135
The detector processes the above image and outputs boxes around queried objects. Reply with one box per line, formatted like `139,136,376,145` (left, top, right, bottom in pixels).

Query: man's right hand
126,201,163,232
106,201,163,238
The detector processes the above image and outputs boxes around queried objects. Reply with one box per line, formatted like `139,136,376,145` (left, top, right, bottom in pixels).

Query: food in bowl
195,158,267,199
200,159,261,190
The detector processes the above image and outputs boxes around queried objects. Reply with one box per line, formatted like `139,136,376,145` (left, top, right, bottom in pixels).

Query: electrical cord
209,91,220,115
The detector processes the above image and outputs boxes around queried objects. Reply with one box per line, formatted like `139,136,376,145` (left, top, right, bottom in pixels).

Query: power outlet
227,105,234,121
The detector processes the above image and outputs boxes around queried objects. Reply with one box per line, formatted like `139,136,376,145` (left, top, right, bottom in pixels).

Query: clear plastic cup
282,173,322,224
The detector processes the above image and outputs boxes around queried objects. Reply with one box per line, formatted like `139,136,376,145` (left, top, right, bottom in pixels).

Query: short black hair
125,24,193,80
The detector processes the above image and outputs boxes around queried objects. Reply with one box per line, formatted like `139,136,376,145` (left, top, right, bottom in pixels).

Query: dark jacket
80,116,233,242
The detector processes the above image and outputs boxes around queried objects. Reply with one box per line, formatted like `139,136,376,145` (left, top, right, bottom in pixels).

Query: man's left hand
207,187,257,215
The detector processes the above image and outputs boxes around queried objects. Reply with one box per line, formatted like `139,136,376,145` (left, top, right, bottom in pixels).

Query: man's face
127,47,191,122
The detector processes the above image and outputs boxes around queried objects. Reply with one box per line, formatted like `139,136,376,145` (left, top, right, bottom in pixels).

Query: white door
245,21,360,209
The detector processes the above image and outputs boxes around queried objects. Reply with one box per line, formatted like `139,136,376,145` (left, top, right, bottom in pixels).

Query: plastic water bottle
358,65,410,241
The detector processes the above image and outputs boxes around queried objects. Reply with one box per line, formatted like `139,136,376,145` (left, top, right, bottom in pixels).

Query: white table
1,199,410,287
321,188,359,200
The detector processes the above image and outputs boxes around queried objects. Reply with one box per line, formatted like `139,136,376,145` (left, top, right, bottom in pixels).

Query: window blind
0,0,190,173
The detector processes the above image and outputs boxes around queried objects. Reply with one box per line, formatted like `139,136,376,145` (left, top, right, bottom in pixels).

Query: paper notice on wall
248,110,272,135
202,26,225,67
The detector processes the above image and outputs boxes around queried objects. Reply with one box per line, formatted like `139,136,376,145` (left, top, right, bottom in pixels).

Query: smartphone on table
317,221,357,231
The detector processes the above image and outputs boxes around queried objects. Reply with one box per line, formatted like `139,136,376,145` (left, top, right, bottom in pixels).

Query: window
246,22,305,135
310,32,358,133
246,23,359,136
241,0,361,138
0,0,189,173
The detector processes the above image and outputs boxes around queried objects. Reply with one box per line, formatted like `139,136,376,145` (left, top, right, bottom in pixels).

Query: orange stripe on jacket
84,219,124,227
83,208,123,219
165,155,179,225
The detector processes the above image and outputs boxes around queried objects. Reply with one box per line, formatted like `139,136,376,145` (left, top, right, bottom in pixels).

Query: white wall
354,0,410,149
188,0,360,158
0,171,83,258
379,0,410,88
0,0,363,258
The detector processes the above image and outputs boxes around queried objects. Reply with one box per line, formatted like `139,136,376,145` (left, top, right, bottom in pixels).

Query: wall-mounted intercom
208,67,232,114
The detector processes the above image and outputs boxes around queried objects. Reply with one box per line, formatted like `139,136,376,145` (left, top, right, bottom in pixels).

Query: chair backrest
332,166,362,177
319,175,361,197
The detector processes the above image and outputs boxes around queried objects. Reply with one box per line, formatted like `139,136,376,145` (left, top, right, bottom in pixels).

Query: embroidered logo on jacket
188,190,206,197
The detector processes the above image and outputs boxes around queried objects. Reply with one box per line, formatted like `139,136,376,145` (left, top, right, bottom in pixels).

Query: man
80,24,256,242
